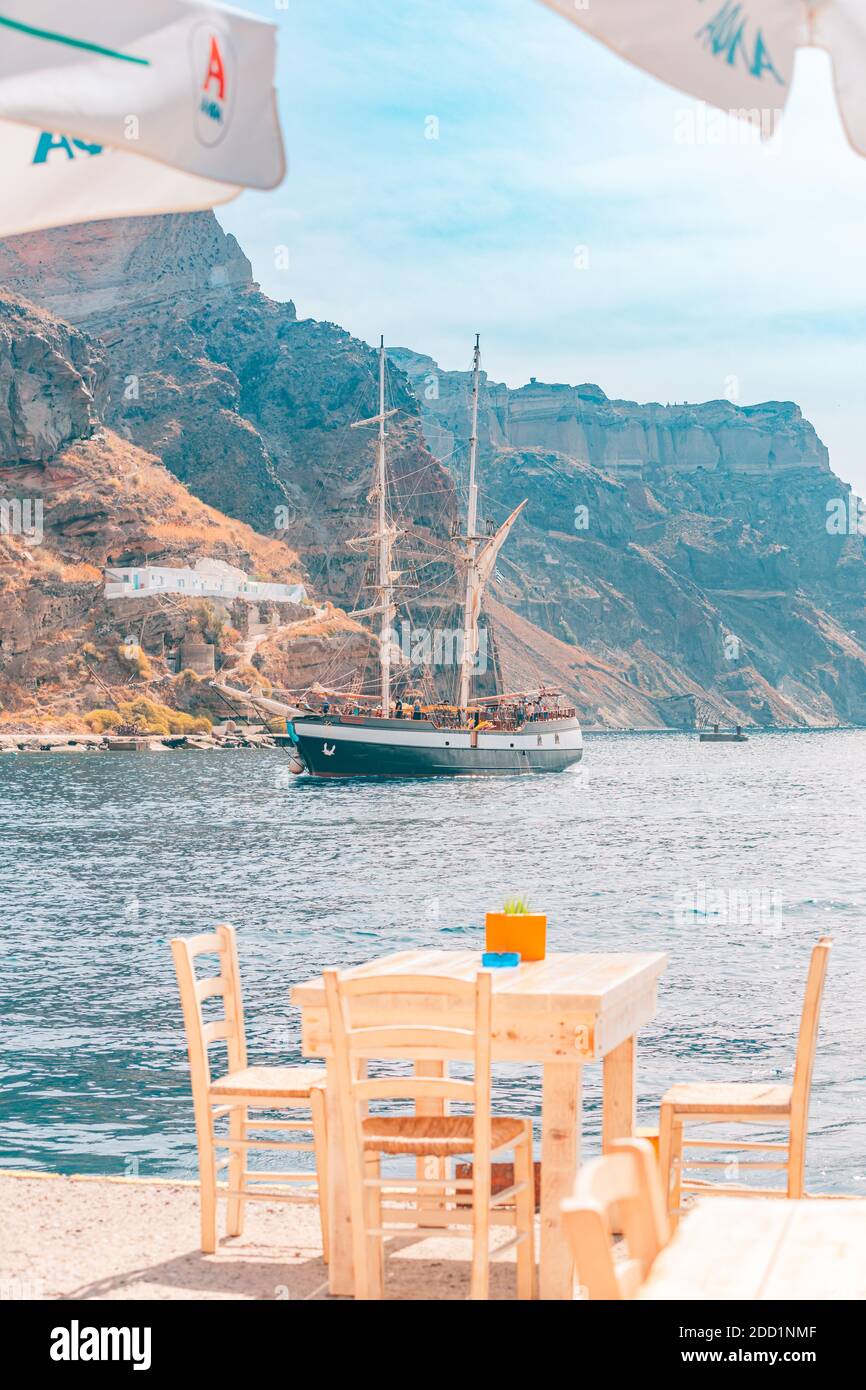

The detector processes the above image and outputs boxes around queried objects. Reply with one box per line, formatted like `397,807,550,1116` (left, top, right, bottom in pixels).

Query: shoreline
1,725,860,753
0,730,290,753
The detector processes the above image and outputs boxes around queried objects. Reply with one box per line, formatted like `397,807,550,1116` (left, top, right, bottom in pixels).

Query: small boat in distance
287,336,583,778
699,724,749,743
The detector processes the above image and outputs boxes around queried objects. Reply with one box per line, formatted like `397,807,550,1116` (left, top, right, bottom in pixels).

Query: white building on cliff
104,557,307,605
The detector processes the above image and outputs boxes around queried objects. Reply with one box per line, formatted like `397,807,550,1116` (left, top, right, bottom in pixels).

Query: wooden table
639,1198,866,1300
292,947,667,1299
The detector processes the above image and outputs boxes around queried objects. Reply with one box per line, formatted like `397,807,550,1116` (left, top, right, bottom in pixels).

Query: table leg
540,1061,582,1300
602,1035,636,1153
325,1058,355,1296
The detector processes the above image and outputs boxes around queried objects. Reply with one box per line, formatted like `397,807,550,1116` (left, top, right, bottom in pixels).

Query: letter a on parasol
539,0,866,156
0,1,286,237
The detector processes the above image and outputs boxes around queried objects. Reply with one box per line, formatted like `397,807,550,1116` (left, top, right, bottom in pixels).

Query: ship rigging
286,336,582,777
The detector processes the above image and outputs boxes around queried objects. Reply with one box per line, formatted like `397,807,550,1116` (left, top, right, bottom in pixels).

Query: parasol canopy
0,1,285,236
539,1,866,156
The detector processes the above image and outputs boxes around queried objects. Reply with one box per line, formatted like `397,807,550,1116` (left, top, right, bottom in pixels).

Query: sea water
0,730,863,1192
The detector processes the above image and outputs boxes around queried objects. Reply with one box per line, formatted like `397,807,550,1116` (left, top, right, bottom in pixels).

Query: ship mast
374,337,394,713
458,334,482,713
350,337,397,713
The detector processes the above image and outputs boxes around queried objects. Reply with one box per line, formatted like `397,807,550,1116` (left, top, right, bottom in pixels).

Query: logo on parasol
191,23,236,146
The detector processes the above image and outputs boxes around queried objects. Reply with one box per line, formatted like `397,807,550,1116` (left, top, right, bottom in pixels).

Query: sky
220,0,866,492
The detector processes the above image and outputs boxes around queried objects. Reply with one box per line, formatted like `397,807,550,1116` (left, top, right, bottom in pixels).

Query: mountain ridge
2,211,866,729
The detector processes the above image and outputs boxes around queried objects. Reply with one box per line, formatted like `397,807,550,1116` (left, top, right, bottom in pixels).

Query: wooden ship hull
289,714,583,778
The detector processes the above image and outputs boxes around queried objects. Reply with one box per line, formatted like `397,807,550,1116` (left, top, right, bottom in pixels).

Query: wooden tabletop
292,949,667,1063
639,1199,866,1300
292,949,666,1008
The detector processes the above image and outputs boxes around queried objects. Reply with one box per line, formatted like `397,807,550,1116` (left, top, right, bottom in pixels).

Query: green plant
83,708,122,733
503,896,532,915
117,642,153,679
193,601,227,648
85,698,212,736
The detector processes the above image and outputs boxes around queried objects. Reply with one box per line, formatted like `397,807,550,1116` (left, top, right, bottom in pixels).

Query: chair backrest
791,936,833,1129
323,969,494,1282
561,1139,669,1300
170,923,247,1097
322,968,492,1130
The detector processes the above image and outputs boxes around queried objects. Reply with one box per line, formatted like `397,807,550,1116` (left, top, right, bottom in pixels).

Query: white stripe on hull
293,719,581,750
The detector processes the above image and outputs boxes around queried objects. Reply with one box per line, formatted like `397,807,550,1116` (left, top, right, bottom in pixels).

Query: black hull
292,726,583,779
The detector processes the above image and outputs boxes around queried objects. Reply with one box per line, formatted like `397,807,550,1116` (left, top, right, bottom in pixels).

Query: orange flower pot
485,912,547,962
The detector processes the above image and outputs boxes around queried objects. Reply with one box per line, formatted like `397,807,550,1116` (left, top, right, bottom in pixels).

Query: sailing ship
287,336,583,777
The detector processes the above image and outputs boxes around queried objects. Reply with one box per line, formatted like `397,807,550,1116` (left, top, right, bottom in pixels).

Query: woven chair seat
361,1113,525,1157
210,1065,327,1099
662,1082,792,1115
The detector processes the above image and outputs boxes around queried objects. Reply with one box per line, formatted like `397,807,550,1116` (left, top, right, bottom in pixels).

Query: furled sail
459,499,527,694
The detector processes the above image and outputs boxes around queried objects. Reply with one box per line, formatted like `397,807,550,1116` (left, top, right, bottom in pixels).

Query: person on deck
395,697,403,719
412,700,422,720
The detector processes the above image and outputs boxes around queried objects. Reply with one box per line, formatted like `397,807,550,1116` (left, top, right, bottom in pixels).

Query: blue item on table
481,950,520,968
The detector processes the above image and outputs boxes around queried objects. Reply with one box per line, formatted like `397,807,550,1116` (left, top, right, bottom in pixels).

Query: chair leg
310,1085,330,1264
226,1103,246,1238
514,1123,537,1301
198,1106,218,1254
787,1120,805,1198
469,1156,491,1302
658,1102,679,1226
669,1121,684,1229
363,1151,385,1299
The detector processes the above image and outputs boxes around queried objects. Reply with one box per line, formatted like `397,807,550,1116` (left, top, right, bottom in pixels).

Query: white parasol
0,1,285,236
539,1,866,156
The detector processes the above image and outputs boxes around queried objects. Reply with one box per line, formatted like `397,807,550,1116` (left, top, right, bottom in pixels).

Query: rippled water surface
1,731,864,1191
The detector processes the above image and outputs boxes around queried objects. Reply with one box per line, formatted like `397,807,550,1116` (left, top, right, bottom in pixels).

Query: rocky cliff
388,350,830,477
3,211,866,729
0,294,370,731
0,215,456,605
0,292,106,463
389,349,866,726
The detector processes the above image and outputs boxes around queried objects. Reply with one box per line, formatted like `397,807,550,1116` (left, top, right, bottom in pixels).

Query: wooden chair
560,1138,670,1299
171,923,329,1257
323,967,536,1300
659,936,832,1221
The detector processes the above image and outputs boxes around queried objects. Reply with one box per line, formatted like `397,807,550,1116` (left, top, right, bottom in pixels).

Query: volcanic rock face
0,212,255,323
3,211,866,728
389,349,866,727
0,294,363,730
0,293,105,465
0,212,461,715
0,214,293,532
388,349,831,479
0,215,456,589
